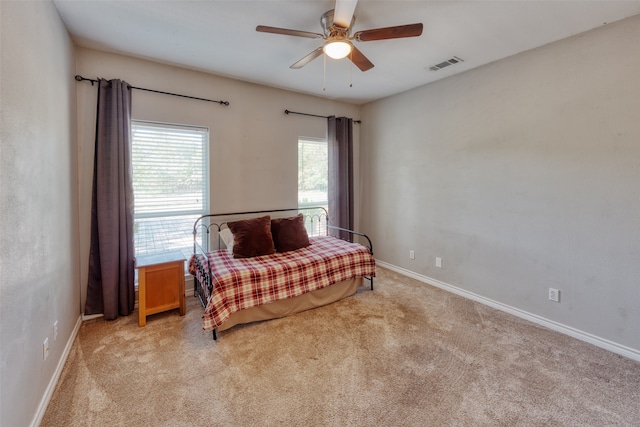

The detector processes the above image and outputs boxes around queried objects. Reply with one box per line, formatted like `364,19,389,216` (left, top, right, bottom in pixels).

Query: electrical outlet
43,338,49,361
549,288,560,302
409,250,415,260
435,257,442,268
53,321,58,341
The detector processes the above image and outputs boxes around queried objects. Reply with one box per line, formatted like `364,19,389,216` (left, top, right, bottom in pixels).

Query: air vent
429,56,464,71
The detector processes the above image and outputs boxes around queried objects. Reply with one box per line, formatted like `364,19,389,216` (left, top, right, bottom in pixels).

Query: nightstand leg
138,267,147,327
179,273,186,316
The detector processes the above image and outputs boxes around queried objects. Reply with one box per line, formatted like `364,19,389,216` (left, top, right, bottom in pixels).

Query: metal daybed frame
191,207,374,340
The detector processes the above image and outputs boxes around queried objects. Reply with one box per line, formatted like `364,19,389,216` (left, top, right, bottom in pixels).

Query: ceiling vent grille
429,56,464,71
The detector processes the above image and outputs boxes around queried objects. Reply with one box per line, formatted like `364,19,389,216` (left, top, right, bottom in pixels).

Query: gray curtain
327,116,354,240
85,79,135,319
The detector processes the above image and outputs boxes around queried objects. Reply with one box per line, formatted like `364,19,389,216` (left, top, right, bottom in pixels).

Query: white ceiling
53,0,640,105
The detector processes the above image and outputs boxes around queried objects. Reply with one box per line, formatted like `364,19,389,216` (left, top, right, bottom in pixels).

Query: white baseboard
31,315,83,427
82,313,103,321
185,276,194,297
376,260,640,363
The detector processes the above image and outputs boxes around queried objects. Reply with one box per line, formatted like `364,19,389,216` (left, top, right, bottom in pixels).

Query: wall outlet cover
43,338,49,361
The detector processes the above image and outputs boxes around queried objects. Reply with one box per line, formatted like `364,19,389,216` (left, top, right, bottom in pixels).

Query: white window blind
132,121,209,257
132,121,209,217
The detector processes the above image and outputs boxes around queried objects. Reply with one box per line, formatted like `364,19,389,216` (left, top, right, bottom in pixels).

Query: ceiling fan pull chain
350,51,353,87
323,53,327,92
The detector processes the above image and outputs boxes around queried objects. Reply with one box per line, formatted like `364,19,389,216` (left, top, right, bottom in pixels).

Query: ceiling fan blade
256,25,323,39
334,0,358,28
349,46,374,72
290,47,324,69
354,23,423,42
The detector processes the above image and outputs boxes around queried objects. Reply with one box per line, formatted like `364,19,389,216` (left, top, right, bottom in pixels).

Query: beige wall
360,14,640,355
0,1,79,426
75,48,361,311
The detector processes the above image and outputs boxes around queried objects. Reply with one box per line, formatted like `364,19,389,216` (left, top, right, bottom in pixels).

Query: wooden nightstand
135,251,186,327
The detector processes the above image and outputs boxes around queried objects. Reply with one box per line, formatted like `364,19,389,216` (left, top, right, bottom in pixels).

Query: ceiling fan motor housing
321,9,354,36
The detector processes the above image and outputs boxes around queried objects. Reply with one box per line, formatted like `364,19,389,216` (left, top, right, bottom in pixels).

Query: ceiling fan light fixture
323,40,352,59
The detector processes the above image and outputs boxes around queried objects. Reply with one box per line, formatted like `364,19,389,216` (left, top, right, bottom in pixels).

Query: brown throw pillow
271,214,310,252
227,215,275,258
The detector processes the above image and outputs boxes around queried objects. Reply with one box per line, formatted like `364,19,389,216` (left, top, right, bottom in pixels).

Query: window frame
131,119,210,258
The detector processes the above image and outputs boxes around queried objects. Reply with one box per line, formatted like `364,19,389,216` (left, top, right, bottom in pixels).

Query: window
298,137,328,208
131,121,209,258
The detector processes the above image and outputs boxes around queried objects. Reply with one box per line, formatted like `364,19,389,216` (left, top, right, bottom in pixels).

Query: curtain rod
74,75,230,106
284,109,361,124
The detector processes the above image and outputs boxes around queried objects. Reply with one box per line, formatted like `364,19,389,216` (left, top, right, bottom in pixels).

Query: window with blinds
298,137,328,208
131,121,209,258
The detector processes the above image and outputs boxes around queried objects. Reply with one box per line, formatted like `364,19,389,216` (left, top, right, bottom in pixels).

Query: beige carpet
42,267,640,426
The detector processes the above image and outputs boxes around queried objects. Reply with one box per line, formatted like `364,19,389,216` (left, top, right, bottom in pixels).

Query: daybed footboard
327,225,374,290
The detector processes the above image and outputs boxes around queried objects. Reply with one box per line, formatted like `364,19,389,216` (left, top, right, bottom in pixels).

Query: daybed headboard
193,206,328,253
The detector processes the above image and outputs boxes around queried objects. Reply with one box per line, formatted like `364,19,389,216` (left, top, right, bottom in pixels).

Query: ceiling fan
256,0,423,72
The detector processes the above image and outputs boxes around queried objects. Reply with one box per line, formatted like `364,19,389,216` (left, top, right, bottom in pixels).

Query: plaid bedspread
189,235,376,331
